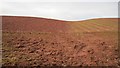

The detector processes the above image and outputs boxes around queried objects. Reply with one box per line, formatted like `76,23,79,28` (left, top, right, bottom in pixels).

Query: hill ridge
2,16,118,32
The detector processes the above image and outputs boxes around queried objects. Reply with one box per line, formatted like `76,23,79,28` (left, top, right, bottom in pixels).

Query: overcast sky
1,0,119,21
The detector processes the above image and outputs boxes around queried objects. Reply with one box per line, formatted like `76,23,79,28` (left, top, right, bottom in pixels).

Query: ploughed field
2,16,119,67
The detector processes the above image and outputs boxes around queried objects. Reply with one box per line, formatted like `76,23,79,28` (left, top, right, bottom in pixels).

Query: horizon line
1,15,119,22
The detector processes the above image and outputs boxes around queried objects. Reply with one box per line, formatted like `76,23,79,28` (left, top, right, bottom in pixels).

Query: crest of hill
2,16,119,32
2,16,70,32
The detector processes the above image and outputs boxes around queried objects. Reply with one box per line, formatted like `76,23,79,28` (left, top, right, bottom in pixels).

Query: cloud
1,2,118,21
2,0,120,2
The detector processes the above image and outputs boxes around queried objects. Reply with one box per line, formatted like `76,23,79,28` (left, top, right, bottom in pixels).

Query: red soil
2,16,119,67
2,16,70,32
2,16,119,33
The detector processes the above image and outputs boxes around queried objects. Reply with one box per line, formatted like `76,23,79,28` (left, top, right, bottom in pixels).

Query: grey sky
1,0,120,2
1,0,119,21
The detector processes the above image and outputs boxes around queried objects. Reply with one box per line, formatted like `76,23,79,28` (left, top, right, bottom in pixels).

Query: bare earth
2,16,120,67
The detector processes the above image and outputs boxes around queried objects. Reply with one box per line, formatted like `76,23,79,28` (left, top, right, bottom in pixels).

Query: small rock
15,44,24,48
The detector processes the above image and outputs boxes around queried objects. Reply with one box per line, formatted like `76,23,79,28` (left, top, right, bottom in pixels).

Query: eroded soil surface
2,31,119,67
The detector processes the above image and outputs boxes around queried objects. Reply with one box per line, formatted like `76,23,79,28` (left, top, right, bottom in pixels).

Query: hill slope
2,16,119,67
2,16,118,32
2,16,70,32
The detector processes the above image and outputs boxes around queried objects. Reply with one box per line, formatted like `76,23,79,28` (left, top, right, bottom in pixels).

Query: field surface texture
2,16,119,67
